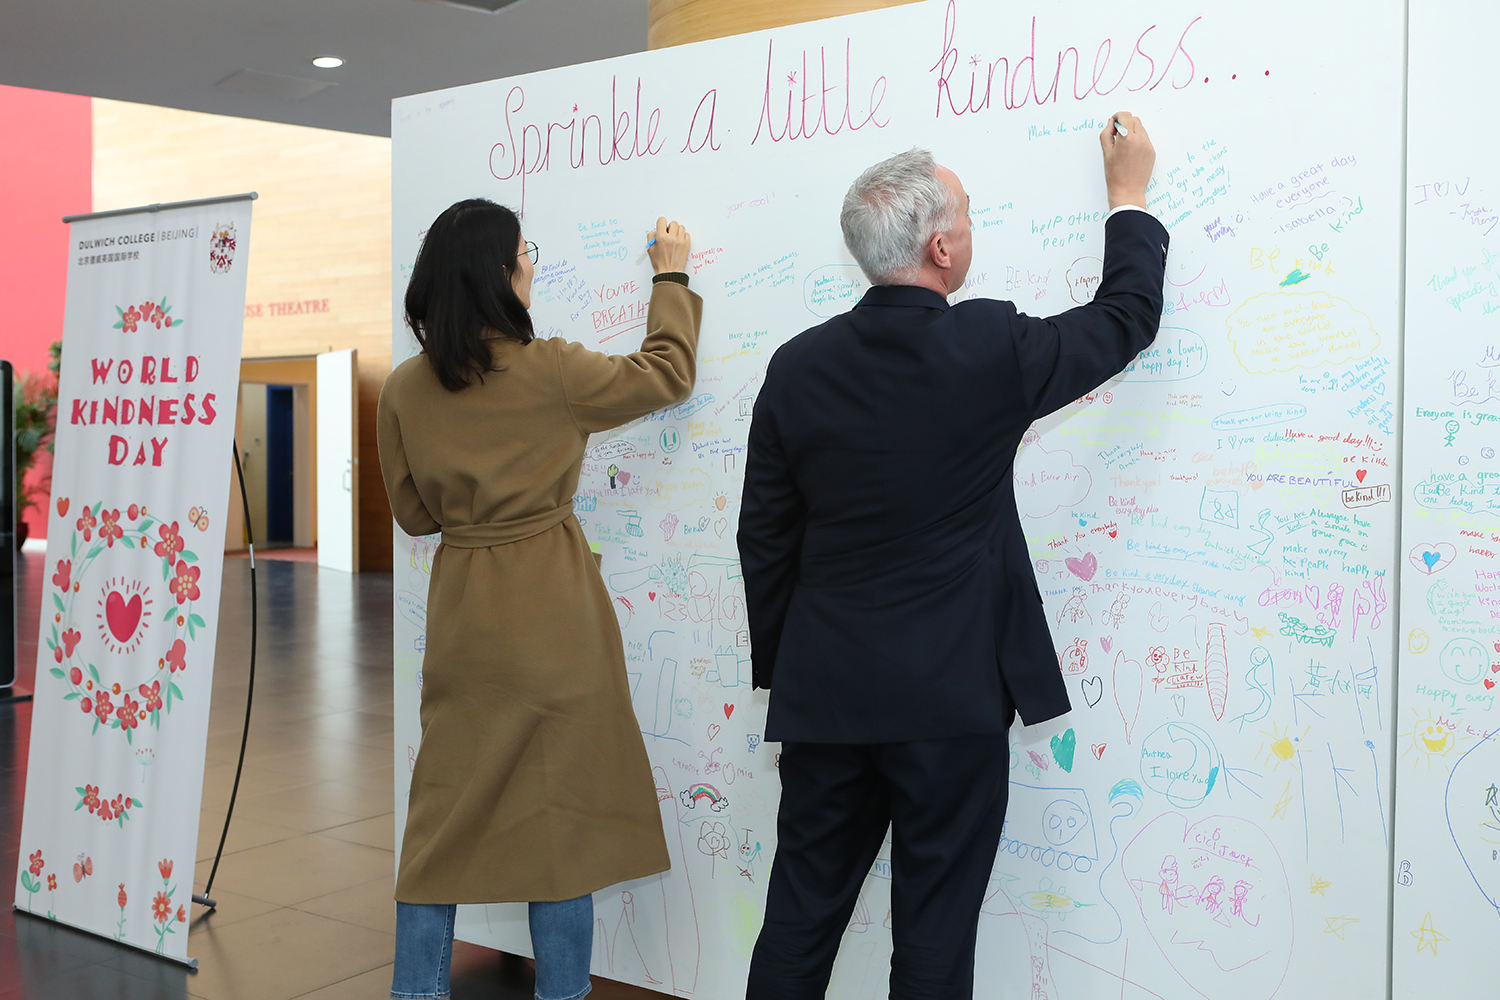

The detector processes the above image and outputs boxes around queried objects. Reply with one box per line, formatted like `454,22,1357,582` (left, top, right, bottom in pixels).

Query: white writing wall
393,2,1407,996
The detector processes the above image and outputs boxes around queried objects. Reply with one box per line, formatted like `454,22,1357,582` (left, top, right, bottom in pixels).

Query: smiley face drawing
1440,637,1488,686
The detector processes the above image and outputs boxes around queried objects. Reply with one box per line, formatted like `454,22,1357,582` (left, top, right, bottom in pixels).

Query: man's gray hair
840,149,957,285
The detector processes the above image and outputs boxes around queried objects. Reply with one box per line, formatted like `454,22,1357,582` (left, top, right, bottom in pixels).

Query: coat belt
440,502,575,549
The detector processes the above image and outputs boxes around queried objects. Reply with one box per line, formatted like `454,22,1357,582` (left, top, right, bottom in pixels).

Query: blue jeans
392,896,594,1000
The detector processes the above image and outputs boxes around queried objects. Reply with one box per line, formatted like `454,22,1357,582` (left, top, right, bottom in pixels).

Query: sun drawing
1397,709,1469,772
1258,722,1311,771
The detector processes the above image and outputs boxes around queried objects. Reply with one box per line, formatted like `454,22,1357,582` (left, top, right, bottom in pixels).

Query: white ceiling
2,0,651,137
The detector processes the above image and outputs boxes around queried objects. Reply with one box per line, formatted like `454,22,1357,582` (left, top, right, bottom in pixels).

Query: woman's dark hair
404,198,534,391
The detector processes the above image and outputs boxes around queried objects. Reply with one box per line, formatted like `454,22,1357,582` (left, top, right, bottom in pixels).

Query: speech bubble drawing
1015,430,1092,518
1445,729,1500,916
1122,812,1294,1000
802,264,869,318
1118,326,1208,382
1224,290,1380,373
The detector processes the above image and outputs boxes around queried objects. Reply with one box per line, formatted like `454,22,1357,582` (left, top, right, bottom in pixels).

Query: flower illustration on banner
115,884,128,941
19,851,44,912
47,502,202,740
164,638,187,674
154,521,185,566
99,508,125,547
208,222,238,273
112,297,184,332
75,783,141,827
169,562,201,604
151,859,179,954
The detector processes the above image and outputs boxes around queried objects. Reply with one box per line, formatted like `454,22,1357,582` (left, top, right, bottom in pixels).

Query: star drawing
1411,912,1449,955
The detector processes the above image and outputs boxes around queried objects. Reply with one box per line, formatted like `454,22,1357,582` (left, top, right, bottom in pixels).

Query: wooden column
647,0,922,49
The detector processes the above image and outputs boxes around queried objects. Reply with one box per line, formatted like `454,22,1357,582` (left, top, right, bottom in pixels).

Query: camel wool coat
377,278,702,903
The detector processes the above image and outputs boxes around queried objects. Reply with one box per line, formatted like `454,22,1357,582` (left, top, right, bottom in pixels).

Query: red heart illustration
1494,642,1500,653
707,723,721,740
57,497,70,517
648,591,656,601
1355,469,1367,483
1091,742,1106,760
105,591,142,643
1108,528,1118,538
1486,678,1495,691
1491,664,1500,674
724,704,735,719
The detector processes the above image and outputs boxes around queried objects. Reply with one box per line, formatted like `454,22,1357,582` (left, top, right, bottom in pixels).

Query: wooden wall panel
91,99,395,569
647,0,921,48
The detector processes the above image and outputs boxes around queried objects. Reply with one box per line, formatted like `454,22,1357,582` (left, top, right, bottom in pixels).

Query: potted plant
10,342,61,547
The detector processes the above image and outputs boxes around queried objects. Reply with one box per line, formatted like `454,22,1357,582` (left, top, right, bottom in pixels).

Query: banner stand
14,192,256,967
191,443,260,912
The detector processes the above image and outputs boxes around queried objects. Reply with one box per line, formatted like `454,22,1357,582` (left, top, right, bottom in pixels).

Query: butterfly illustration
73,855,93,883
188,506,210,531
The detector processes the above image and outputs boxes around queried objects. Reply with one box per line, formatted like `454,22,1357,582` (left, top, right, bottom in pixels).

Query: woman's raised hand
647,217,691,274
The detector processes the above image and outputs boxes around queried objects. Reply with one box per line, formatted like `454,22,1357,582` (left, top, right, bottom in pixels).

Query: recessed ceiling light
311,56,344,69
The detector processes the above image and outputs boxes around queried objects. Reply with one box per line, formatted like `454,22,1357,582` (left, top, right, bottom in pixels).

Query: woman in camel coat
377,199,700,1000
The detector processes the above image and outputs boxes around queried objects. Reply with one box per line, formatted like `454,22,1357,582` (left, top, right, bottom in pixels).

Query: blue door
265,385,295,546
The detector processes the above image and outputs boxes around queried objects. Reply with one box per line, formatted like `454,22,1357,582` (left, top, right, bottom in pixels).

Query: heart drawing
1050,728,1077,772
105,591,143,643
1065,553,1099,582
56,497,70,517
1081,676,1104,708
1409,542,1456,576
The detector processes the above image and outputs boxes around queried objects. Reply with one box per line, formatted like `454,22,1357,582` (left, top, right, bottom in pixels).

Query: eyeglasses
520,241,539,265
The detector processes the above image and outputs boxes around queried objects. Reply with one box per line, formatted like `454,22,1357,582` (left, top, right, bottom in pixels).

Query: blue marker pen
1113,118,1130,138
636,235,657,265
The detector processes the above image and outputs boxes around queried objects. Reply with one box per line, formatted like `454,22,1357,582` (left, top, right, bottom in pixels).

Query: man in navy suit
739,113,1166,998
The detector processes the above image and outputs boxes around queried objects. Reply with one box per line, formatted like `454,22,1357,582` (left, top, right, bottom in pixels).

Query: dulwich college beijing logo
207,222,237,274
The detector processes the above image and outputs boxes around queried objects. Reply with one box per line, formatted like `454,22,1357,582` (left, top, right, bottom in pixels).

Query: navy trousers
746,733,1011,1000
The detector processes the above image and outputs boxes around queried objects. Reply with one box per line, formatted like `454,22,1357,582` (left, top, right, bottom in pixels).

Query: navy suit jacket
737,209,1169,743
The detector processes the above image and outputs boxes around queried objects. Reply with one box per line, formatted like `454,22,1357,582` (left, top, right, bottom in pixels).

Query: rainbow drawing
680,784,730,813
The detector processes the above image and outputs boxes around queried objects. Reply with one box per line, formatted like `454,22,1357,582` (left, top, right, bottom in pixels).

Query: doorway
227,352,359,572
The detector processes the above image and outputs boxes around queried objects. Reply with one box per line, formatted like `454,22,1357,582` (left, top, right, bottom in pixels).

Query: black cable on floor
194,441,258,909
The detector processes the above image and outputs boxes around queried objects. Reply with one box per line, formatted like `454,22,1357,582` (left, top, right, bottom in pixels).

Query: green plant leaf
63,692,80,701
169,682,184,702
88,663,100,683
116,305,125,317
189,613,205,628
91,718,99,735
87,544,103,561
126,729,133,745
162,605,179,622
52,593,64,612
49,667,64,680
75,786,85,794
112,321,123,330
180,549,197,562
71,535,77,557
74,801,85,811
162,560,170,581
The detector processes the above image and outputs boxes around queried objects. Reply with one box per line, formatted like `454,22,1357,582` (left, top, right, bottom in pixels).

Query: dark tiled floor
2,546,670,999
